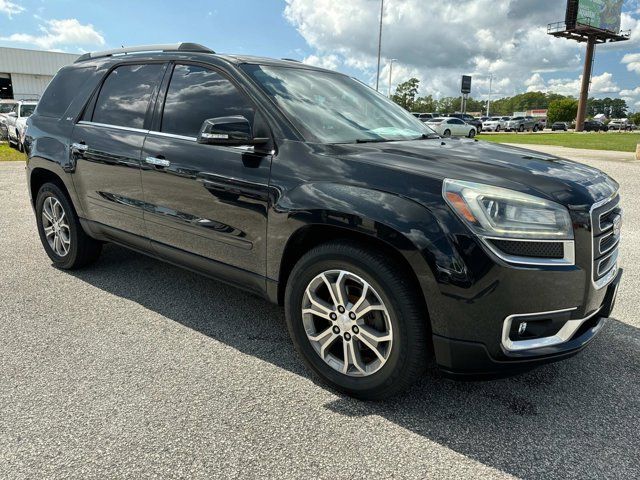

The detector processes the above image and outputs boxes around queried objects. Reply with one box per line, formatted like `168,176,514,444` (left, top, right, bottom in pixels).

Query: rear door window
160,64,255,138
92,64,164,129
37,67,94,118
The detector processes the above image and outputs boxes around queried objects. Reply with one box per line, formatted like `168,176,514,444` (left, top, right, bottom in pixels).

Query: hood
327,138,617,208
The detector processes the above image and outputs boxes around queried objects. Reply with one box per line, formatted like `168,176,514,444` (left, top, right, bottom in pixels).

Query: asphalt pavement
1,152,639,480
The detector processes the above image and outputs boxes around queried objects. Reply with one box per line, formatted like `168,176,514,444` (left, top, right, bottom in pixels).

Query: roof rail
281,58,301,63
75,43,214,63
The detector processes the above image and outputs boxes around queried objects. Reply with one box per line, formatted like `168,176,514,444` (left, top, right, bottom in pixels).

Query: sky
1,0,639,110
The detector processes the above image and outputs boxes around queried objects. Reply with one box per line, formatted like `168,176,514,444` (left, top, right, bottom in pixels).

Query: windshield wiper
416,133,440,140
355,138,392,144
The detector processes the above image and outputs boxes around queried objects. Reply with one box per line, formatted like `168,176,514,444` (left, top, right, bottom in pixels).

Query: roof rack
281,58,301,63
75,43,215,63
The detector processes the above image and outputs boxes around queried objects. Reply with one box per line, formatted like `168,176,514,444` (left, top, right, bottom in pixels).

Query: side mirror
197,116,269,146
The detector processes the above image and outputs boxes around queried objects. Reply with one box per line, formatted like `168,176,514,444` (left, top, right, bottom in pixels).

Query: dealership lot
1,153,639,479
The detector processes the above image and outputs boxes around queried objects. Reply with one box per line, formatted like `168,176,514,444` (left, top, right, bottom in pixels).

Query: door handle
145,156,171,168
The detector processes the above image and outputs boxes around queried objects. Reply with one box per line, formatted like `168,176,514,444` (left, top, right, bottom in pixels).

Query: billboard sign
566,0,624,33
461,75,472,94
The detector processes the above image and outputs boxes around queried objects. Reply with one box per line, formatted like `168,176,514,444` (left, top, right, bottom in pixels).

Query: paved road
1,155,639,480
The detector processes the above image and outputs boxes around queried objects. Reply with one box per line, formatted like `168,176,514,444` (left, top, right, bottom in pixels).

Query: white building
0,47,79,100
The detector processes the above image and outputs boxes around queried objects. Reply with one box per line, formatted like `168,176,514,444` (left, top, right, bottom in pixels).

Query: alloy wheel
301,270,393,377
42,196,71,257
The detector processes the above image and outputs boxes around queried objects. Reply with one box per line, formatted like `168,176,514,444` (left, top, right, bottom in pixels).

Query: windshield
243,65,434,143
20,104,36,117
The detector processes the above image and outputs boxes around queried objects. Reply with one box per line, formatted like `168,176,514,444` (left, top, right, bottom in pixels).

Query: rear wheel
518,125,524,133
285,241,429,400
443,129,451,137
495,126,500,132
468,129,476,138
35,182,102,269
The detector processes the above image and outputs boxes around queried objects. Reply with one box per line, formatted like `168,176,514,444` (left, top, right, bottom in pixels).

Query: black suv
584,120,608,132
26,43,622,399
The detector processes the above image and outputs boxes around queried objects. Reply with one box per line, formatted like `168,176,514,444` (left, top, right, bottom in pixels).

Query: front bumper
433,269,621,376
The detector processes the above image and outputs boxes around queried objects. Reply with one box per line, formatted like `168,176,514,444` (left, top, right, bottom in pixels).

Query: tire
284,241,429,400
35,182,102,269
495,126,500,132
518,125,524,133
533,126,538,132
468,129,475,138
443,129,451,138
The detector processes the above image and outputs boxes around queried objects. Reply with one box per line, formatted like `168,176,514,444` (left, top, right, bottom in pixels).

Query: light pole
388,58,397,97
375,0,384,91
486,74,493,116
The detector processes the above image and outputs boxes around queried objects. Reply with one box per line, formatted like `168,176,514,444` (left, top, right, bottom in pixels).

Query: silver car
504,116,537,132
482,117,504,132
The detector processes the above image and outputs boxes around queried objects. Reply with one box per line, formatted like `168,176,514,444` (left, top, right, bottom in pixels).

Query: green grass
478,132,639,153
0,142,26,161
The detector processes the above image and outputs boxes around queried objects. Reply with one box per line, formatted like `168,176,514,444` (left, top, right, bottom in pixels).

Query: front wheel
518,125,524,133
284,242,429,400
495,126,500,132
35,182,102,269
443,129,451,138
468,129,476,138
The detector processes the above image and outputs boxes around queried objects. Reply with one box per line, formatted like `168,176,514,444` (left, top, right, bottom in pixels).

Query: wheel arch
27,164,85,217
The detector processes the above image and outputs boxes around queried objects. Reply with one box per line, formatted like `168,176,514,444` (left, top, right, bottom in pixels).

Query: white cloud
0,0,24,17
620,86,640,109
302,54,340,70
622,53,640,75
284,0,640,101
284,0,585,97
0,18,105,49
526,72,619,96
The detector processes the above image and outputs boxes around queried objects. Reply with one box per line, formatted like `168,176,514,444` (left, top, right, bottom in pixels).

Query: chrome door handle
71,142,88,152
145,156,170,168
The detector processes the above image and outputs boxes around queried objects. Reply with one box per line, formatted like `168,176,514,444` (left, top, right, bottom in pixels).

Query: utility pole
486,74,493,116
388,58,396,97
375,0,384,91
575,36,596,132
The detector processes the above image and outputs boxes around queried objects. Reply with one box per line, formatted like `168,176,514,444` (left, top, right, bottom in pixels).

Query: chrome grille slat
591,193,620,289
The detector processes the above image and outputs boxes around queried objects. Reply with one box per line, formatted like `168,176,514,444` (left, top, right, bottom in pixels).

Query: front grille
591,194,621,288
490,239,564,259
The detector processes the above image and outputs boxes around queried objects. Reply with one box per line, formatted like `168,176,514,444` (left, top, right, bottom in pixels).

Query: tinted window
161,64,255,138
92,64,164,129
20,104,36,117
0,103,15,113
37,67,93,118
451,119,464,125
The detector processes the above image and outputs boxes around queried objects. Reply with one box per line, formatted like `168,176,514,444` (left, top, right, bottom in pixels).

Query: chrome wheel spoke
44,225,55,238
308,327,339,360
42,196,70,258
301,269,393,378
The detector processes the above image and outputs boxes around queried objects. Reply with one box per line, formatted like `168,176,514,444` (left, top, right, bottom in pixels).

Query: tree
629,112,640,125
391,78,420,111
547,98,578,124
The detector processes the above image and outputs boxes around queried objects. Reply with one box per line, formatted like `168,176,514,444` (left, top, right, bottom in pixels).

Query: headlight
443,179,573,239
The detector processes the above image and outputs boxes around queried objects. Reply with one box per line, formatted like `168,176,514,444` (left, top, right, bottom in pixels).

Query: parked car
411,112,434,122
608,119,634,131
5,100,37,151
426,117,477,137
448,113,483,133
537,118,547,130
482,117,504,132
25,43,622,400
0,99,17,139
551,122,568,131
583,120,608,132
504,116,538,132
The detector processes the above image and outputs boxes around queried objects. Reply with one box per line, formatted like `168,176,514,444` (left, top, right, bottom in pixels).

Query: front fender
267,182,467,302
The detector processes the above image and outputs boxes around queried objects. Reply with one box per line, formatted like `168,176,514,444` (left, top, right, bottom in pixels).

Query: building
0,47,79,100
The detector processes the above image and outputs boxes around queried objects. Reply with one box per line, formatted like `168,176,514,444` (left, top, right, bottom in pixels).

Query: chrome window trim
590,191,620,290
481,237,575,267
77,120,149,135
502,306,602,352
148,130,197,142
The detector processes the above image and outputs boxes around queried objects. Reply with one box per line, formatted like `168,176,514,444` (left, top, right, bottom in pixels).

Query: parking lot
1,152,639,479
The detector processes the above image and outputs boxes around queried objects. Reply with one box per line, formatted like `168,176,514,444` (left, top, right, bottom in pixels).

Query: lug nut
330,312,337,321
344,332,351,341
332,326,340,334
352,326,359,334
338,306,345,313
348,312,356,320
